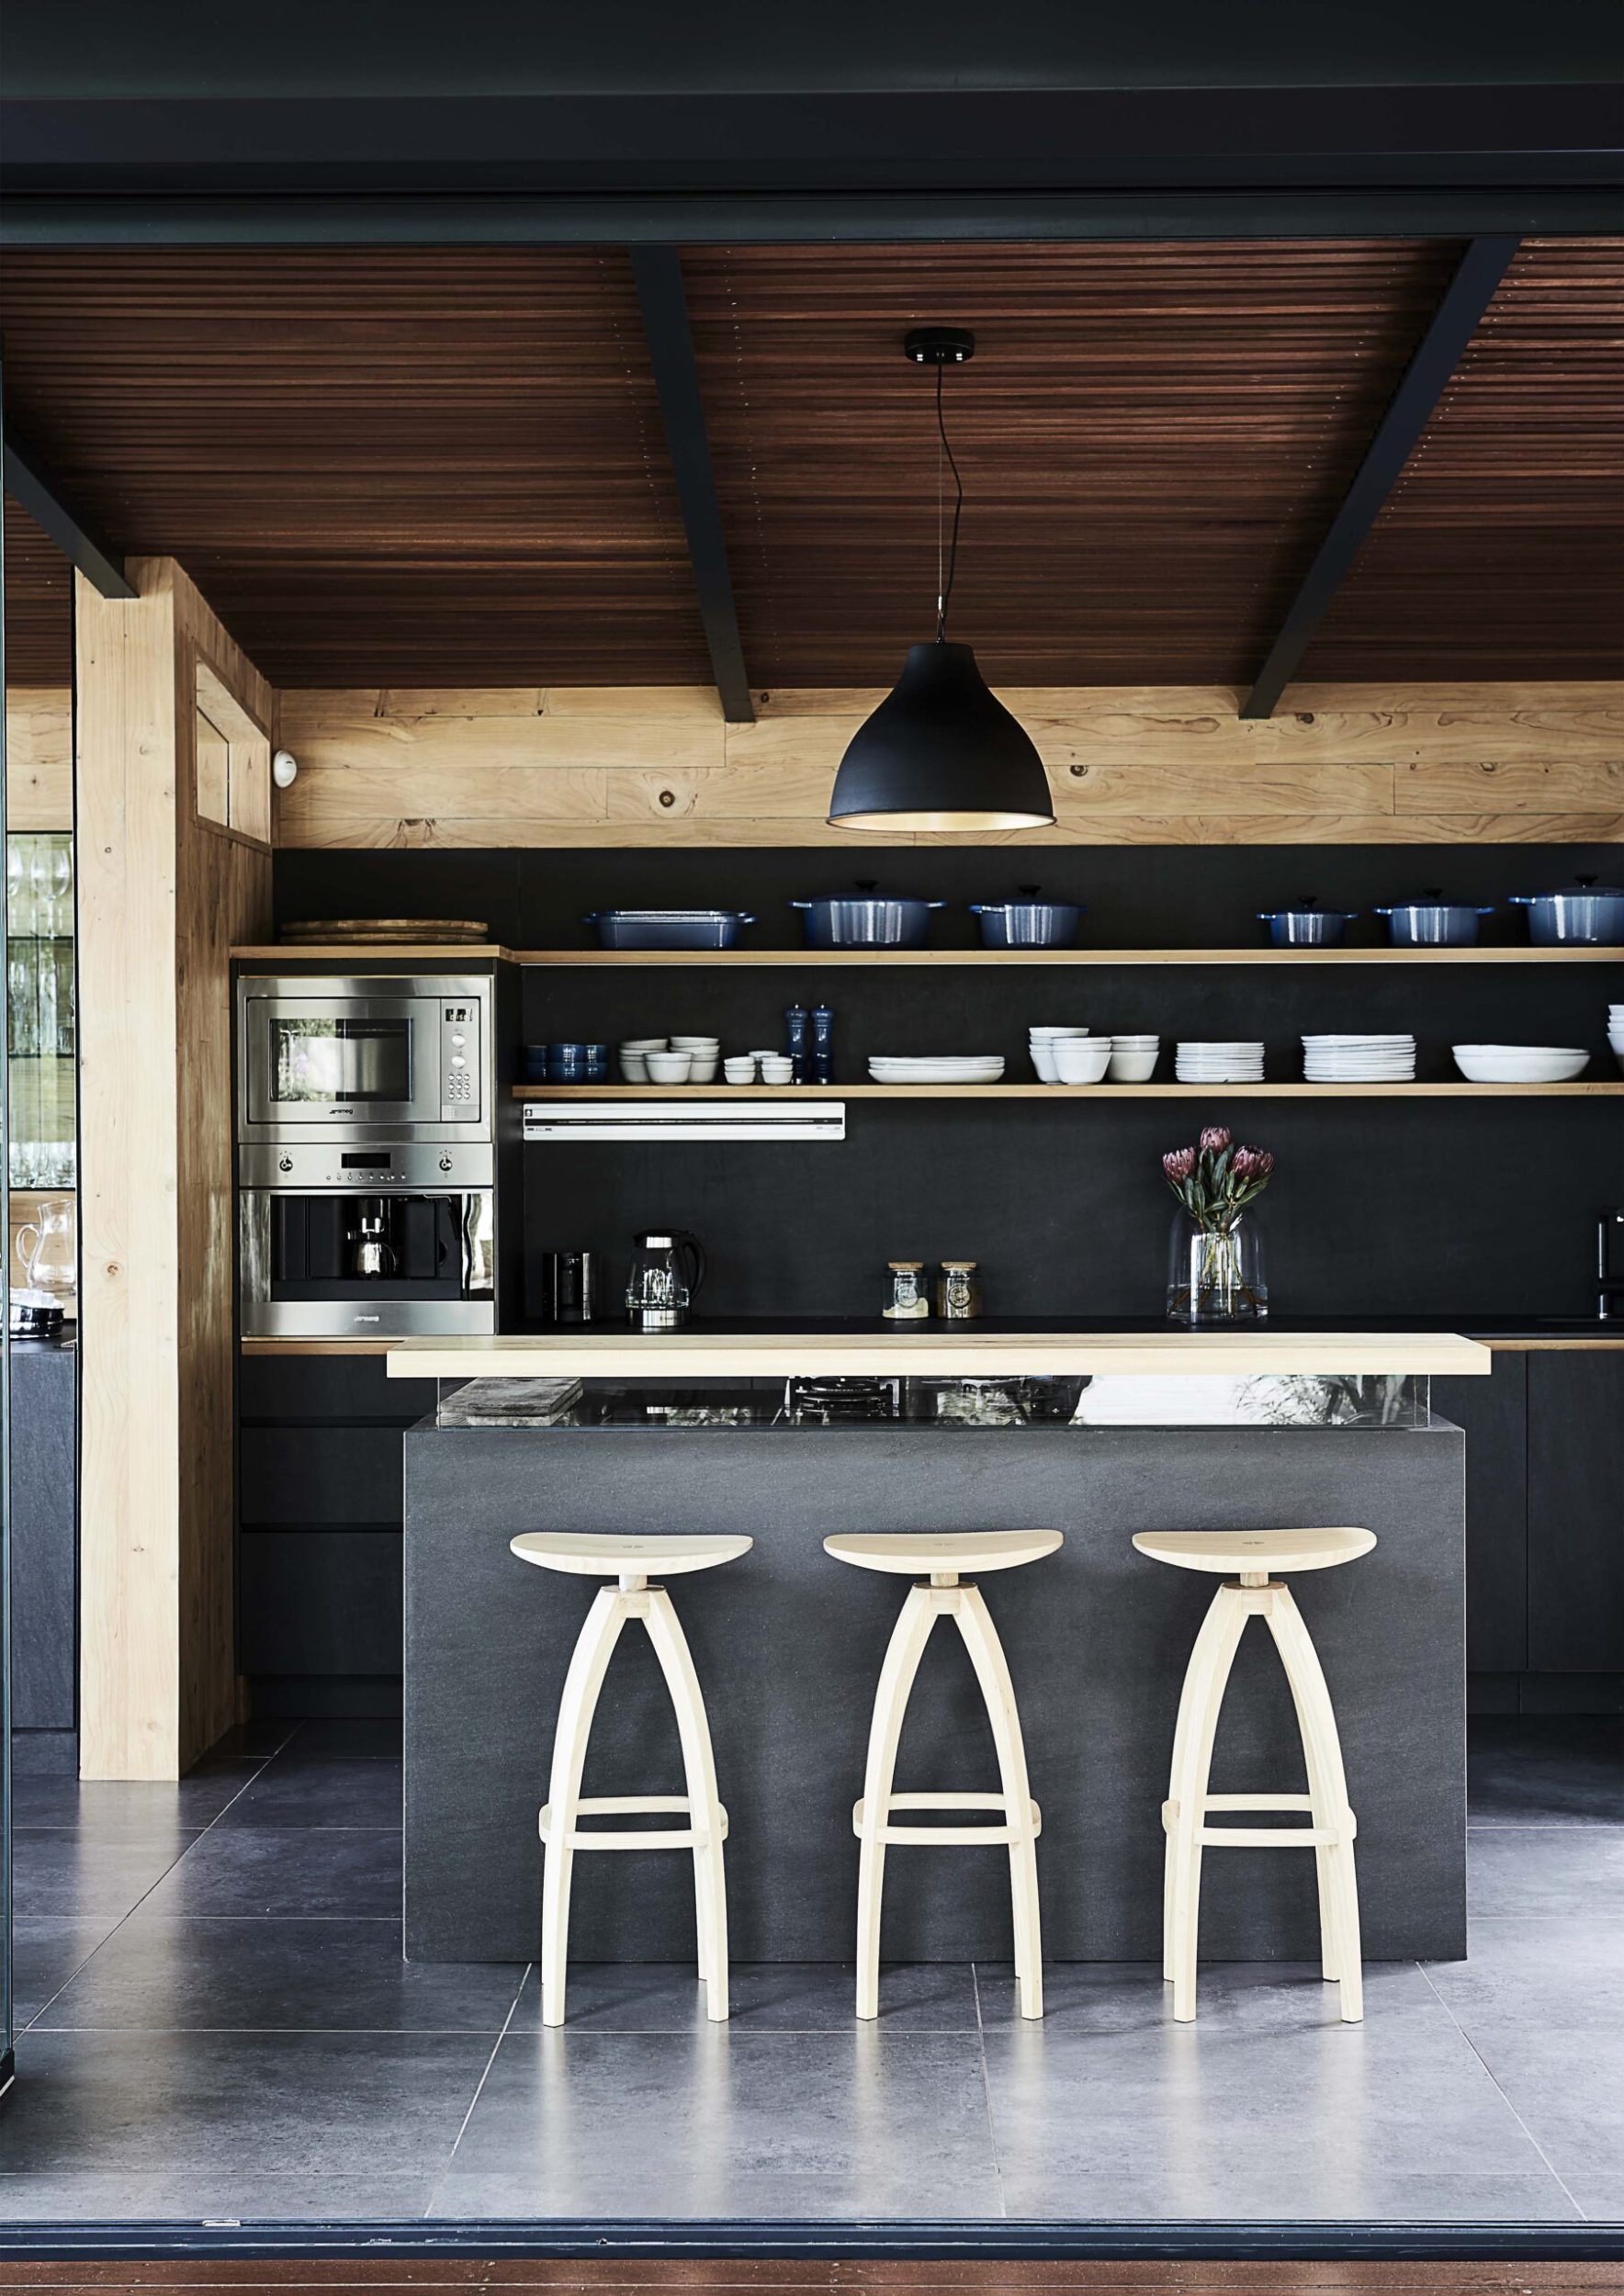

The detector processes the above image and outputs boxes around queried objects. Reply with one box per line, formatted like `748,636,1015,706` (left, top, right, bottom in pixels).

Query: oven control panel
440,1002,479,1118
240,1142,494,1190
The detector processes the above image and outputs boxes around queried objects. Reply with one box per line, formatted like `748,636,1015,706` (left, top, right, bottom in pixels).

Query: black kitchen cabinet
1527,1352,1624,1675
1435,1354,1528,1674
236,1351,437,1715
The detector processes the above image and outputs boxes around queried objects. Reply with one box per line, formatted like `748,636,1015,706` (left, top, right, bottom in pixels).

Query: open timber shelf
513,1081,1624,1101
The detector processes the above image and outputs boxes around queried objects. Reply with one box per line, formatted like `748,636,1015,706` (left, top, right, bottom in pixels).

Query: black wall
276,843,1624,1322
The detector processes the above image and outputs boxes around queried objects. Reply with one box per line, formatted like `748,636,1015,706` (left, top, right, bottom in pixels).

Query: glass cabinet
6,830,76,1193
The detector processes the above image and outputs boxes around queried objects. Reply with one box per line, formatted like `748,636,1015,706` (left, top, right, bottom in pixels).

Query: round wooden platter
279,917,491,943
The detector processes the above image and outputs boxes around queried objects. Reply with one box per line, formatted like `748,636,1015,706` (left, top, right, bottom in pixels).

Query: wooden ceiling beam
630,246,753,724
1239,234,1520,719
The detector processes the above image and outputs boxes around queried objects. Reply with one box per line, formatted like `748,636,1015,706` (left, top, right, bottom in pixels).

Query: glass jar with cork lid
882,1261,930,1320
936,1261,983,1319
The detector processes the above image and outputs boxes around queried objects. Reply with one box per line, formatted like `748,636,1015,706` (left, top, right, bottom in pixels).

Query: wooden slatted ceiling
3,498,73,685
679,239,1462,688
1303,237,1624,681
0,249,711,689
1,239,1621,692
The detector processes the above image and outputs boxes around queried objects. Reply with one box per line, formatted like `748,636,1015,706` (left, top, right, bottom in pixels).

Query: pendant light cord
934,359,965,643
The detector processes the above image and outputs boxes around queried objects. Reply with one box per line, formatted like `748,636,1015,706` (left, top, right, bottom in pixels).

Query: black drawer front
240,1529,403,1675
240,1424,406,1527
239,1350,436,1424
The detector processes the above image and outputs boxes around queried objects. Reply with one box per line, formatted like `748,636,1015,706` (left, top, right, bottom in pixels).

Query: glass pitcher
626,1229,706,1331
17,1197,76,1305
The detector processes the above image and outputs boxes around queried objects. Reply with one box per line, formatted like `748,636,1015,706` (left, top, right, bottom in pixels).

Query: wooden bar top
384,1326,1494,1379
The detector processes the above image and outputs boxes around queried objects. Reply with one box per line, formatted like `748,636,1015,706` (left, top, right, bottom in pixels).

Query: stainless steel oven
236,974,491,1144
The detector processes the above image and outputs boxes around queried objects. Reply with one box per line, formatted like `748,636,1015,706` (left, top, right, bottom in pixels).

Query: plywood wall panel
4,685,73,829
274,683,1624,850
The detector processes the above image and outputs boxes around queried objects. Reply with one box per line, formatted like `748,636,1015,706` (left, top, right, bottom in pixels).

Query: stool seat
825,1529,1061,1577
1132,1527,1375,1577
512,1531,753,1578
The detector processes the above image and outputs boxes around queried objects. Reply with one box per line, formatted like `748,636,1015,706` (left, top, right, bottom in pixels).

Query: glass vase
1167,1213,1268,1324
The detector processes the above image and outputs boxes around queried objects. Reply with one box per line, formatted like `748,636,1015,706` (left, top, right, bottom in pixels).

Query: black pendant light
828,328,1054,834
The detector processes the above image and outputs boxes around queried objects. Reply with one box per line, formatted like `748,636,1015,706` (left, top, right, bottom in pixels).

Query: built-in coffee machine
236,972,509,1338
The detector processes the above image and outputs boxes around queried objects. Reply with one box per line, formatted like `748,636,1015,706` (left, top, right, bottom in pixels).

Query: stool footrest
1161,1791,1355,1848
540,1795,729,1851
853,1790,1042,1847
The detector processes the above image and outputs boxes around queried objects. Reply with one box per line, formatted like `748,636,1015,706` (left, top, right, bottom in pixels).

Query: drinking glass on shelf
6,839,30,936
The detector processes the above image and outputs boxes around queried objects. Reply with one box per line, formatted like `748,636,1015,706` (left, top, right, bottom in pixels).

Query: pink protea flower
1163,1147,1197,1183
1199,1125,1232,1154
1233,1146,1275,1181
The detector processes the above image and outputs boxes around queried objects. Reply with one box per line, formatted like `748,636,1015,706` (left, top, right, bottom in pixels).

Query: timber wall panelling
75,558,272,1779
5,686,73,832
275,683,1624,849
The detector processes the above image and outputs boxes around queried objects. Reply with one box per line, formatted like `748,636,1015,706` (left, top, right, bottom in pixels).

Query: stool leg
540,1586,626,2028
855,1584,938,2020
955,1583,1044,2020
644,1584,731,2021
1264,1585,1363,2022
1165,1583,1250,2022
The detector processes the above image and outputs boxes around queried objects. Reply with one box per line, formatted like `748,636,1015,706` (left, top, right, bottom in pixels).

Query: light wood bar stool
511,1530,751,2028
1133,1526,1375,2026
825,1529,1062,2021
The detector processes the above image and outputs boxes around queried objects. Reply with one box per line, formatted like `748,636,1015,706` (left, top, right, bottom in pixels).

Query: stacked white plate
1175,1040,1264,1083
1302,1032,1416,1082
1610,1005,1624,1075
868,1055,1006,1086
1452,1043,1590,1083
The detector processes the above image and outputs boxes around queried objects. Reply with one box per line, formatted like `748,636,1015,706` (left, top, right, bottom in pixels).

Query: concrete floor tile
10,1916,124,2026
435,2028,1000,2219
138,1826,402,1919
1425,1914,1624,2032
0,2170,439,2222
1469,1718,1624,1829
11,1830,197,1919
284,1718,404,1760
981,2007,1551,2186
0,2029,495,2178
507,1959,979,2033
1458,2026,1624,2180
1468,1829,1624,1918
32,1915,526,2033
976,1958,1438,2033
11,1773,257,1838
211,1759,404,1830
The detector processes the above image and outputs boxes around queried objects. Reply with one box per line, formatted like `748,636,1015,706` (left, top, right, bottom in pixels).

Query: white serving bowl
759,1058,794,1084
645,1050,694,1083
1452,1044,1589,1083
671,1034,720,1049
1030,1043,1060,1083
1108,1047,1160,1082
687,1057,719,1084
723,1057,758,1084
1054,1038,1113,1084
621,1037,669,1052
1029,1025,1089,1040
618,1052,649,1083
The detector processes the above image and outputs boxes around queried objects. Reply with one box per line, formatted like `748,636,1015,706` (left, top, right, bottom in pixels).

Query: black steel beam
629,245,753,725
1240,233,1520,719
2,433,135,600
5,189,1622,250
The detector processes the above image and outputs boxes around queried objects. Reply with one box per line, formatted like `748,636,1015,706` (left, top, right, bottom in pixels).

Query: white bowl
1108,1048,1160,1082
759,1059,794,1084
687,1057,719,1084
723,1057,757,1082
645,1051,693,1083
671,1035,720,1051
1111,1034,1159,1048
1452,1044,1589,1083
1030,1044,1060,1083
621,1037,669,1052
618,1052,649,1083
1054,1039,1113,1084
1029,1025,1089,1040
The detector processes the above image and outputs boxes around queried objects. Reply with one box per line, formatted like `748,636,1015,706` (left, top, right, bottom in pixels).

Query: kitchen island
395,1326,1485,1969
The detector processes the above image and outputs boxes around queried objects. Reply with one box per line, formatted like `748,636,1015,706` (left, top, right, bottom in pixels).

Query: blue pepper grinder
785,1003,810,1085
811,1003,835,1085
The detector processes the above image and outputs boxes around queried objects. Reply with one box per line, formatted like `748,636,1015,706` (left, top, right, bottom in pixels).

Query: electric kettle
626,1229,706,1331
